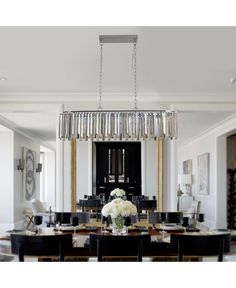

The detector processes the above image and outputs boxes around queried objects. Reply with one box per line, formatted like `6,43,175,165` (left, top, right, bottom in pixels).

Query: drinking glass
160,213,168,235
34,215,43,233
182,216,189,227
71,216,79,232
198,213,205,231
124,216,131,227
102,216,112,233
102,216,108,233
71,216,79,247
55,213,62,230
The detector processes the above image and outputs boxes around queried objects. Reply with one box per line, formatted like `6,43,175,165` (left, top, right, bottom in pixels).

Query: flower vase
112,215,127,235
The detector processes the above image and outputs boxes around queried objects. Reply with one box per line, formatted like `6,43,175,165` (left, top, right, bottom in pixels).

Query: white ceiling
0,26,236,149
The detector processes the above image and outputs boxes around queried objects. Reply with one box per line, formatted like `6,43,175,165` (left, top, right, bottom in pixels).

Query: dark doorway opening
94,142,141,200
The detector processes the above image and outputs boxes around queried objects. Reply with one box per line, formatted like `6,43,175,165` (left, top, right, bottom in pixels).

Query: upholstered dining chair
11,233,73,262
124,215,138,226
31,199,48,215
79,199,102,222
54,212,90,226
71,212,90,225
136,199,157,220
170,232,231,261
89,234,151,261
54,212,72,225
148,211,183,228
31,199,54,226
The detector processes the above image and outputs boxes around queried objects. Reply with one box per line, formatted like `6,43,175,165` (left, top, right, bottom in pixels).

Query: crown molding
1,92,236,104
0,114,55,151
0,103,62,113
171,103,236,112
178,112,236,149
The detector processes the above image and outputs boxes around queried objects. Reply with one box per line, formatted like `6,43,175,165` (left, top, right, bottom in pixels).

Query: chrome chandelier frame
59,35,178,141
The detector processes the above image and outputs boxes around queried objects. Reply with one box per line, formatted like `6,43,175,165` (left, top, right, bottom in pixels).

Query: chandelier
59,35,177,141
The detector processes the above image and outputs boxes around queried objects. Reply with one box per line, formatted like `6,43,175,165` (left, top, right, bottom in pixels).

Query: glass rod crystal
59,110,178,141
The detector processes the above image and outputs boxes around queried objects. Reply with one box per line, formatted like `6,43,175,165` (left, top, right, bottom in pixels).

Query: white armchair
31,199,54,226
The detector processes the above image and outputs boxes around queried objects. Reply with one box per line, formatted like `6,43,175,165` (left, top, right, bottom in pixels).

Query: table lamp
178,174,192,195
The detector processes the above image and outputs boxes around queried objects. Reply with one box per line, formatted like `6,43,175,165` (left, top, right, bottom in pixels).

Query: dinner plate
128,226,137,231
85,226,98,231
6,229,25,233
105,226,137,231
135,226,148,232
59,226,84,231
159,225,184,231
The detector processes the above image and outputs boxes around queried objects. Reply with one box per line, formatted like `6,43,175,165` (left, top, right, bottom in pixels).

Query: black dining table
4,226,172,260
1,226,234,261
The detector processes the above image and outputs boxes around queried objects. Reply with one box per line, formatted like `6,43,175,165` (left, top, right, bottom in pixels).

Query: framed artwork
183,159,192,174
23,147,36,201
198,153,210,195
182,159,192,194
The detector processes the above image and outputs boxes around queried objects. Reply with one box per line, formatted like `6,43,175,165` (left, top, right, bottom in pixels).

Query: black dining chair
71,212,90,225
148,211,183,228
124,215,138,226
54,212,72,225
148,211,162,228
79,199,102,222
165,212,183,224
89,234,151,261
136,200,157,220
11,233,73,262
170,232,231,261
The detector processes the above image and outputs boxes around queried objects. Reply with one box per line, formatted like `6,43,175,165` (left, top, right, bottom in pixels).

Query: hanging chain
99,39,137,111
98,42,103,111
132,41,138,110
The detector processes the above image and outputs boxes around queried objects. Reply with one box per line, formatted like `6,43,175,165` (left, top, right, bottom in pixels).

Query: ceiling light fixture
0,77,7,81
59,35,178,141
230,77,236,84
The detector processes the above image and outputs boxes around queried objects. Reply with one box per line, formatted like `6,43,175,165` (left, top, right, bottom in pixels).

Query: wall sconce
36,163,43,173
17,159,24,171
178,174,192,195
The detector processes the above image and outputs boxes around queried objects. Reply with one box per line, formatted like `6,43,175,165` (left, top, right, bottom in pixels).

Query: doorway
94,142,141,200
227,134,236,229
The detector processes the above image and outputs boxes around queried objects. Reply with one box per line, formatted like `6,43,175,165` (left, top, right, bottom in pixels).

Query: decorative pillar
71,139,77,212
56,104,64,211
157,138,163,211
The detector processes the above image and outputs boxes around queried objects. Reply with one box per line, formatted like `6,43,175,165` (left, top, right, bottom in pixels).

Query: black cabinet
94,142,141,199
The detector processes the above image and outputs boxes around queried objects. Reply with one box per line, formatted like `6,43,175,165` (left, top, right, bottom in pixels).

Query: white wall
0,131,14,232
177,115,236,229
163,139,177,211
0,129,41,231
76,141,92,201
143,140,157,198
40,150,56,210
178,133,216,228
14,131,40,228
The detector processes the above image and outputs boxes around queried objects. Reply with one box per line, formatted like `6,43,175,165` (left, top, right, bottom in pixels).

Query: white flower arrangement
110,188,126,198
101,198,137,219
